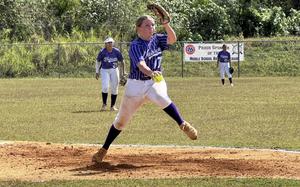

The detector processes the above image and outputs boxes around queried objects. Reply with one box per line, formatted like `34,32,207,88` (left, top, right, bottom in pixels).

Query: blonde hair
135,15,154,27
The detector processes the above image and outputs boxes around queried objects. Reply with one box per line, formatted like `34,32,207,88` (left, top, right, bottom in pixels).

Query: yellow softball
153,74,163,82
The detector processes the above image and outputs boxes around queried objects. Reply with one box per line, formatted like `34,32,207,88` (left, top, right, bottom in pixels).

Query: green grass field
0,77,299,186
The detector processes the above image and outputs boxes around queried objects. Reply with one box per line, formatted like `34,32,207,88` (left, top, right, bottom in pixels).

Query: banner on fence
184,43,244,62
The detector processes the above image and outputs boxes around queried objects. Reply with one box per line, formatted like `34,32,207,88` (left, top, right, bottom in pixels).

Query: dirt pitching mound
0,141,299,182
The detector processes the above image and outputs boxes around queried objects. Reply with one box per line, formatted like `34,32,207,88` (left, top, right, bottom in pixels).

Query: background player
217,44,233,86
92,12,198,163
95,37,125,111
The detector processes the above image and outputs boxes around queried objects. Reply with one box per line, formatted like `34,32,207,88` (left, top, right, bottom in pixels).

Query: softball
153,74,164,82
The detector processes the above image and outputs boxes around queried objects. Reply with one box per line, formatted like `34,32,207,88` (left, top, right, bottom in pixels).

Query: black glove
147,3,171,24
120,74,127,86
229,67,234,74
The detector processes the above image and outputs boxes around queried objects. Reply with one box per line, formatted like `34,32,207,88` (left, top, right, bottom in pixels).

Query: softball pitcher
95,37,124,111
92,10,198,163
217,44,233,86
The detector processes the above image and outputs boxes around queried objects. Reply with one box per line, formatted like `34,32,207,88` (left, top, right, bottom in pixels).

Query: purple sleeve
96,49,104,62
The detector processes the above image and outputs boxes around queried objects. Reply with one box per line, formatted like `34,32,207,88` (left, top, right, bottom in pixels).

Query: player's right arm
96,60,102,79
137,61,160,78
117,49,125,76
95,50,103,80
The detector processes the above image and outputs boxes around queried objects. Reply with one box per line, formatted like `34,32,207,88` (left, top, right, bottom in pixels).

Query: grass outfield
0,77,299,150
0,77,299,186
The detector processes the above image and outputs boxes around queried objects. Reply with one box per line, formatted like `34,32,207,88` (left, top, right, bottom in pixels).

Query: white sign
184,43,244,62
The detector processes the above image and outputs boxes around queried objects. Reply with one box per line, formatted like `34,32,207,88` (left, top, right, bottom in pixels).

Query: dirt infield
0,141,299,182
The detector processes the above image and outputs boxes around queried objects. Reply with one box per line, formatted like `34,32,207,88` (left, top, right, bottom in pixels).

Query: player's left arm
117,51,125,76
148,3,175,44
163,23,177,45
120,60,125,76
228,52,232,67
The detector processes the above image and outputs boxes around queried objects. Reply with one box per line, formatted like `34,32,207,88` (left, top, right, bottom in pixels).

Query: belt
140,77,151,80
128,77,151,81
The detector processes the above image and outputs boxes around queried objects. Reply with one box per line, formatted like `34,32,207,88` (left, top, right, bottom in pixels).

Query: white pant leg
220,63,232,79
113,95,145,130
113,79,172,130
109,68,120,95
146,80,172,109
224,63,232,78
219,63,225,79
113,79,147,130
101,68,110,93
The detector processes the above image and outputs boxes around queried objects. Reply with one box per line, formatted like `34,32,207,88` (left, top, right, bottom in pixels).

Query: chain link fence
0,40,299,78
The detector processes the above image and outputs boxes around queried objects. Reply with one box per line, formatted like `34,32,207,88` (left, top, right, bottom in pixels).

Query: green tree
260,6,289,36
0,0,299,42
46,0,80,36
189,1,231,40
75,0,147,41
0,0,34,41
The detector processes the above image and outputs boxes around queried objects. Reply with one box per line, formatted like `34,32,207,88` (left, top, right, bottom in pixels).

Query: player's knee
111,88,118,95
102,87,109,93
114,121,126,130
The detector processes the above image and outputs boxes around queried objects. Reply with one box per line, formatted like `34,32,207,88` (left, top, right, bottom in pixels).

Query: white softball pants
113,79,172,130
100,68,119,95
219,63,232,79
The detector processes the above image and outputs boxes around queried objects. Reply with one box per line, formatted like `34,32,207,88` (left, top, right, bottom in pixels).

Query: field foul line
1,140,299,154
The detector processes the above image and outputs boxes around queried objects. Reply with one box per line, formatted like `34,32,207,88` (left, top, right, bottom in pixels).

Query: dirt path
0,141,299,182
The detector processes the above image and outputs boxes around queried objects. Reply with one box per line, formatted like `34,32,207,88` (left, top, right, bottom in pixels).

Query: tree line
0,0,300,42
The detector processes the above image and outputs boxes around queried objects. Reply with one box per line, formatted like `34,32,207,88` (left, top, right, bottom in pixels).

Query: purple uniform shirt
97,48,123,69
128,34,169,80
217,51,231,63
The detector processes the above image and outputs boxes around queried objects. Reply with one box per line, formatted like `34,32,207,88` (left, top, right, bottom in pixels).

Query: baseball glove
119,74,127,86
229,67,234,74
147,3,171,24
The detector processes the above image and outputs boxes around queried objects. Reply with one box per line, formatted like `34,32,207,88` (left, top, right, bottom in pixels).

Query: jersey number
153,56,162,70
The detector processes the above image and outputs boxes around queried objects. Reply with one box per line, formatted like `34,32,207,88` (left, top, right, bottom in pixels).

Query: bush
287,9,300,35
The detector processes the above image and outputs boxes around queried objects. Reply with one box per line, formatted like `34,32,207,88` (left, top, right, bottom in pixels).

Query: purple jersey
217,51,231,63
128,34,169,80
96,47,123,69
